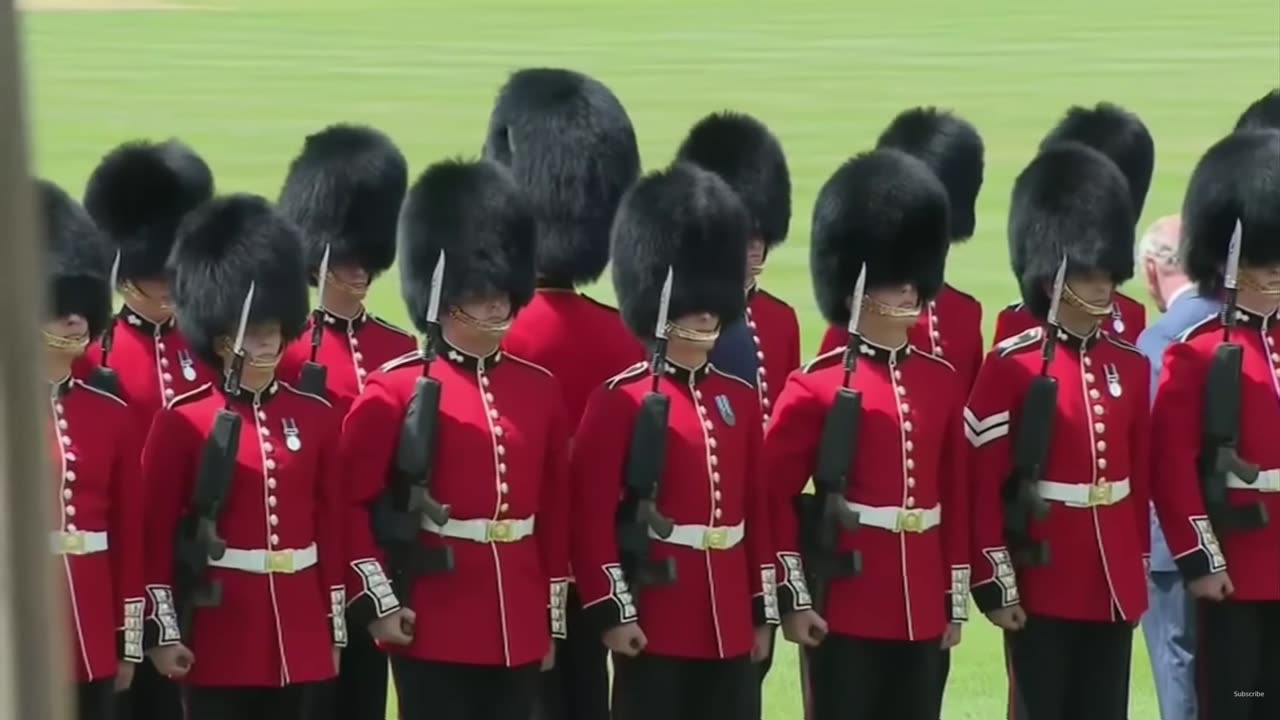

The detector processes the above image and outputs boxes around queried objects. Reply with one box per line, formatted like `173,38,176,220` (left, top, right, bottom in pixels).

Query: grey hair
1136,215,1182,270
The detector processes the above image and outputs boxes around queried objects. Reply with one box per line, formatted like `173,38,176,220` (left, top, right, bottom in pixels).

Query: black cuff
753,595,779,626
971,582,1008,614
581,597,635,637
1175,549,1218,583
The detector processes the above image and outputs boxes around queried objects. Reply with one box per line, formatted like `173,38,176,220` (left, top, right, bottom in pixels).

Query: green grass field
20,0,1280,716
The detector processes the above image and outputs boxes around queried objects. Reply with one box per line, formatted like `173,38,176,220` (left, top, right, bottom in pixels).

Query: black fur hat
1039,102,1154,218
675,111,790,248
168,194,310,366
277,124,407,284
1009,143,1136,319
398,159,537,334
1235,89,1280,132
39,179,113,340
611,162,751,338
875,107,984,241
810,149,950,327
483,68,639,287
1183,129,1280,295
83,139,214,282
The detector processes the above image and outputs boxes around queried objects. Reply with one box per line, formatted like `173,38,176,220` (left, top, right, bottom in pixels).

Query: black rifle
87,318,121,396
616,351,678,591
1198,316,1265,536
296,308,328,398
1001,335,1055,568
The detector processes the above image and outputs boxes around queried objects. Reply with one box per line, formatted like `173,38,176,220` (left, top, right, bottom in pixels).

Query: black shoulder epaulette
995,327,1043,357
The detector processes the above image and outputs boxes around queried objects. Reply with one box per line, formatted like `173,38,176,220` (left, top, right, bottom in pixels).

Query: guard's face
865,283,920,311
1239,262,1280,296
456,293,513,324
125,278,174,316
218,321,283,369
43,314,90,356
327,264,370,298
668,311,721,351
746,237,767,284
1065,271,1115,308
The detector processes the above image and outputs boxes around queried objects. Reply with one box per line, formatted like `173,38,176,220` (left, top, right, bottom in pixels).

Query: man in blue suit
1134,215,1220,720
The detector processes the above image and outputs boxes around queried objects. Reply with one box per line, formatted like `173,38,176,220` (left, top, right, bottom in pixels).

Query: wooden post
0,1,73,717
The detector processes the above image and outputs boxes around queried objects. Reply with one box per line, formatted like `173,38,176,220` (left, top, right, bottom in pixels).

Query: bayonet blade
1046,255,1067,327
426,250,445,324
316,244,331,305
655,267,674,340
108,250,121,292
233,282,255,355
1225,220,1243,291
846,264,867,335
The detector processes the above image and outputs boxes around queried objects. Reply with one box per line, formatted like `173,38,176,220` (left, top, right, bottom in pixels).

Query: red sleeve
314,408,347,646
1150,341,1222,580
111,411,146,663
140,408,197,648
818,326,842,356
964,352,1022,613
538,386,573,640
1129,355,1153,560
340,375,404,625
741,393,779,627
571,385,637,633
762,373,823,613
275,336,309,386
940,387,973,623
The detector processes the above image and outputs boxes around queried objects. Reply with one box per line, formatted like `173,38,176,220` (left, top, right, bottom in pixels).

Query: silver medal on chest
1111,306,1125,335
1104,363,1122,398
178,350,197,381
715,394,736,426
283,417,302,452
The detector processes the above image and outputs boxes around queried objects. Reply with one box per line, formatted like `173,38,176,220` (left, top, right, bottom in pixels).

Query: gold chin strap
326,273,369,299
1239,272,1280,296
44,331,89,353
863,296,921,320
1061,284,1114,316
122,281,174,312
219,339,282,370
666,322,720,344
449,306,512,334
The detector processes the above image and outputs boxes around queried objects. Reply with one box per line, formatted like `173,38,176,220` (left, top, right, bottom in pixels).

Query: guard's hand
985,604,1027,631
781,610,828,647
1188,571,1233,601
368,608,416,645
332,646,342,673
750,625,775,663
940,623,963,649
148,643,194,679
113,660,137,692
603,623,647,657
540,641,557,671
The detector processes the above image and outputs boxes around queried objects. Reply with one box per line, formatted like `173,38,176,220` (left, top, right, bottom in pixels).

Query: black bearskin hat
277,124,407,284
1183,129,1280,295
83,139,214,283
1039,102,1154,218
1009,143,1136,319
398,159,537,334
39,179,113,340
811,149,950,327
168,195,310,366
675,111,791,248
875,107,984,241
611,162,751,338
483,68,640,287
1235,89,1280,132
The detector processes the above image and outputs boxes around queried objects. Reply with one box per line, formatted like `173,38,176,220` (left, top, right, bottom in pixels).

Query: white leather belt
1226,468,1280,492
424,516,536,543
650,522,745,550
1038,478,1131,507
207,543,318,574
50,530,108,555
847,503,942,533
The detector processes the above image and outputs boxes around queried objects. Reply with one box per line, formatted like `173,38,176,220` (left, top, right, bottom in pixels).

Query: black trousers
935,648,950,720
611,652,757,720
807,633,941,720
185,684,313,720
308,619,388,720
754,627,776,720
116,658,183,720
1005,614,1132,720
78,679,116,720
536,585,609,720
391,656,541,720
1196,599,1280,720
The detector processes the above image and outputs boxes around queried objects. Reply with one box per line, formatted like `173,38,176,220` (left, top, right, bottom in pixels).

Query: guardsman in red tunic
141,196,345,720
966,144,1150,720
993,103,1157,349
39,179,146,720
276,124,417,422
572,162,777,720
818,108,986,393
1150,129,1280,720
340,158,569,720
482,68,643,720
769,149,969,720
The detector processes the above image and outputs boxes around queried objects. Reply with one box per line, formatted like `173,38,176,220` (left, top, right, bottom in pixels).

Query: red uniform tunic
766,341,971,641
819,284,984,392
1151,309,1280,598
141,381,346,687
74,307,216,428
341,342,571,667
49,377,145,682
277,309,417,417
502,287,645,430
966,326,1151,621
992,292,1146,348
572,361,778,659
746,286,801,424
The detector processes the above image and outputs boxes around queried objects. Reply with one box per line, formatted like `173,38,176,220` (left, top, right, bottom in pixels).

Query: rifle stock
174,407,238,636
1002,376,1054,567
86,367,121,396
296,361,327,398
617,392,678,589
1199,343,1267,534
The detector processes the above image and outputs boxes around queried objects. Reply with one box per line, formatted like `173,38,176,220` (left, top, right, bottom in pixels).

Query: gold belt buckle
897,510,925,533
703,527,730,550
487,520,515,543
62,531,85,555
1088,483,1113,506
267,550,295,573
